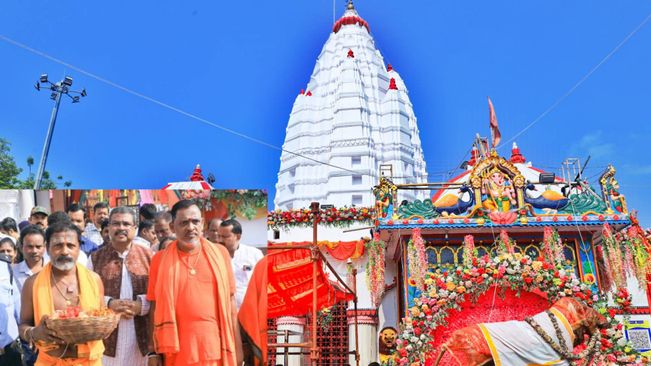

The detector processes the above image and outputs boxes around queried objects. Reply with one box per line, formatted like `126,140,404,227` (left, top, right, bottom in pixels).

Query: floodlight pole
34,90,62,189
33,74,86,189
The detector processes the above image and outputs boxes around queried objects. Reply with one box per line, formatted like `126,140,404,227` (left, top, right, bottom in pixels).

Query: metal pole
310,202,320,365
34,87,62,189
352,266,360,366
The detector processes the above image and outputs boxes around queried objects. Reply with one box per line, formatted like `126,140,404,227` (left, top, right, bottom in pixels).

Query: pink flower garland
463,234,476,268
365,232,386,307
408,228,428,290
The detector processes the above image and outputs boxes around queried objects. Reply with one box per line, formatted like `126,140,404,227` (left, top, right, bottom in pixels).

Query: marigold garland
366,232,386,308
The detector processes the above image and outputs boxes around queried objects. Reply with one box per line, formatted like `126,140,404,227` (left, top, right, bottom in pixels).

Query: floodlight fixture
40,74,48,83
50,93,57,100
63,76,73,86
80,88,87,97
539,173,556,184
71,96,80,103
34,82,40,91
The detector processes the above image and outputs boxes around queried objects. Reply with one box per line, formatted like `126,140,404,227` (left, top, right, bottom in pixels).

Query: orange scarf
153,238,237,365
238,256,268,366
33,263,104,366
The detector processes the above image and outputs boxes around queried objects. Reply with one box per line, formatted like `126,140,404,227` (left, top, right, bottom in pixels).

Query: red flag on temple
488,97,501,148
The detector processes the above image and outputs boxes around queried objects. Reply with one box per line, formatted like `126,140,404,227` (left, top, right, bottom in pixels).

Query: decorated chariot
371,143,651,365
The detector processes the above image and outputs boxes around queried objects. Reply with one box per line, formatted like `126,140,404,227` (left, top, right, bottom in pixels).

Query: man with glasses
89,207,153,366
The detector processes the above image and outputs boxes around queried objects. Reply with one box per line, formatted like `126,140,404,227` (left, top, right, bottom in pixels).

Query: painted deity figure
606,178,625,213
481,168,517,212
374,184,394,219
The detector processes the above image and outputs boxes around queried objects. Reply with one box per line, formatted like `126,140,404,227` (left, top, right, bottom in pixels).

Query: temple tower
274,1,428,210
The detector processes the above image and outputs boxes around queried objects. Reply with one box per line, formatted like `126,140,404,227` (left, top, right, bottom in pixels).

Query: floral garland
600,223,651,292
366,233,386,308
407,228,427,290
542,226,565,266
268,206,374,229
394,252,647,365
318,306,335,332
495,230,515,255
462,235,476,268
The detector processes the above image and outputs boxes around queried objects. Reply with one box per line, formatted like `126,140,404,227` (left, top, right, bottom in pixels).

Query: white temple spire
274,4,428,210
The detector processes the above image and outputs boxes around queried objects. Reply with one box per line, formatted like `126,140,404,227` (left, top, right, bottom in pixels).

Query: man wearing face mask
89,207,153,366
147,200,242,366
19,221,106,365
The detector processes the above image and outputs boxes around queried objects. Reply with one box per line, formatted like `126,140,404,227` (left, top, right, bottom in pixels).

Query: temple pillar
347,309,378,365
275,316,306,366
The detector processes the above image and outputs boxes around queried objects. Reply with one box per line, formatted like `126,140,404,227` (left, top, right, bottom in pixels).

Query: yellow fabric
478,324,501,366
153,238,237,366
32,262,104,366
550,307,575,344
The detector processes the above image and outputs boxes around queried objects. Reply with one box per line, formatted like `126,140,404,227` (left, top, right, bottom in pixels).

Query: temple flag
488,97,501,148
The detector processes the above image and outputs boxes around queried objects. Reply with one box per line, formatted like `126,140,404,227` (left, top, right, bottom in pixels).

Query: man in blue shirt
0,252,21,364
67,203,99,255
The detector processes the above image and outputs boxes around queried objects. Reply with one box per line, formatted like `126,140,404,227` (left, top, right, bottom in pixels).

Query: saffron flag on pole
488,97,501,148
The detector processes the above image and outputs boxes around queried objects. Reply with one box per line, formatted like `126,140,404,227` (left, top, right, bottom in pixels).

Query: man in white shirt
217,219,263,309
13,226,48,292
88,206,153,366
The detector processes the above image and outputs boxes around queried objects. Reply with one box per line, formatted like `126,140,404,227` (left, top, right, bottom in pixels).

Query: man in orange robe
238,256,268,366
147,200,242,366
19,221,106,366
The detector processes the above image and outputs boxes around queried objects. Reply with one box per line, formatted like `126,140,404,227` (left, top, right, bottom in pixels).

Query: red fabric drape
267,248,353,319
269,240,365,261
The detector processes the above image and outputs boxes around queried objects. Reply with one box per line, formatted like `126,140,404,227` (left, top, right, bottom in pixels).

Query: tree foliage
0,138,71,189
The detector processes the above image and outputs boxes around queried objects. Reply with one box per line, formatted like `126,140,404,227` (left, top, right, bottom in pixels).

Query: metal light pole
33,74,86,189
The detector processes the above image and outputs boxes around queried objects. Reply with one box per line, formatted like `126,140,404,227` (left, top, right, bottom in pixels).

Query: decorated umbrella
162,164,214,191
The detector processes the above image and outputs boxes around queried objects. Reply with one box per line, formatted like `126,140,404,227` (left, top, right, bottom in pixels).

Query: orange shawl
153,238,237,365
33,263,104,366
238,256,268,366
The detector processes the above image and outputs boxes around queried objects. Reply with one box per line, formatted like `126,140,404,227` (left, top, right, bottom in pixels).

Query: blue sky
1,1,651,224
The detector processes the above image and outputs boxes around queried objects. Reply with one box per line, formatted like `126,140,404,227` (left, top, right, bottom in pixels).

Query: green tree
0,138,23,188
0,137,72,189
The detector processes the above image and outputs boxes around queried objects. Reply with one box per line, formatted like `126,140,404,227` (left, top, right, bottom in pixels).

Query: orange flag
488,97,501,148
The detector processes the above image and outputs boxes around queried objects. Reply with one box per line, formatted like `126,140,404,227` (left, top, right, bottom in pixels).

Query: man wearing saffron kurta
19,221,106,366
147,200,242,366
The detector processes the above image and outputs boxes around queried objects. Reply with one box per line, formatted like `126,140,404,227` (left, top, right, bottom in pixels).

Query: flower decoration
407,228,427,290
268,206,374,229
366,233,386,307
394,252,647,365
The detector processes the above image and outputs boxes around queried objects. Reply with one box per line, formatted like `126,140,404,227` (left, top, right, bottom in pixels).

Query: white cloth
88,247,149,366
232,243,263,309
479,309,573,366
132,236,151,248
83,223,103,247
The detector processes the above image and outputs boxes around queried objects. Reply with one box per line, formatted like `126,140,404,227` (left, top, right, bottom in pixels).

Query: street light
33,74,87,189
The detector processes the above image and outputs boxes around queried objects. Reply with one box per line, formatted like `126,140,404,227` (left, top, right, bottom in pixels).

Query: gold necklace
180,250,201,275
51,271,78,306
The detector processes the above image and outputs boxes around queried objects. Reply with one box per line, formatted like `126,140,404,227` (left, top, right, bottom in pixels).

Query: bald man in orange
147,200,242,366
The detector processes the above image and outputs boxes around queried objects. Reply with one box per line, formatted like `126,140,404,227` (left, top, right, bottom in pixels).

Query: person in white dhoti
88,207,154,366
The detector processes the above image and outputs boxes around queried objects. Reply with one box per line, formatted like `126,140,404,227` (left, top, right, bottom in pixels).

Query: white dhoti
478,308,574,366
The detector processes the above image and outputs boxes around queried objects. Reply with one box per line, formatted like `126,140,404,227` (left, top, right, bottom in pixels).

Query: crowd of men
0,199,264,366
